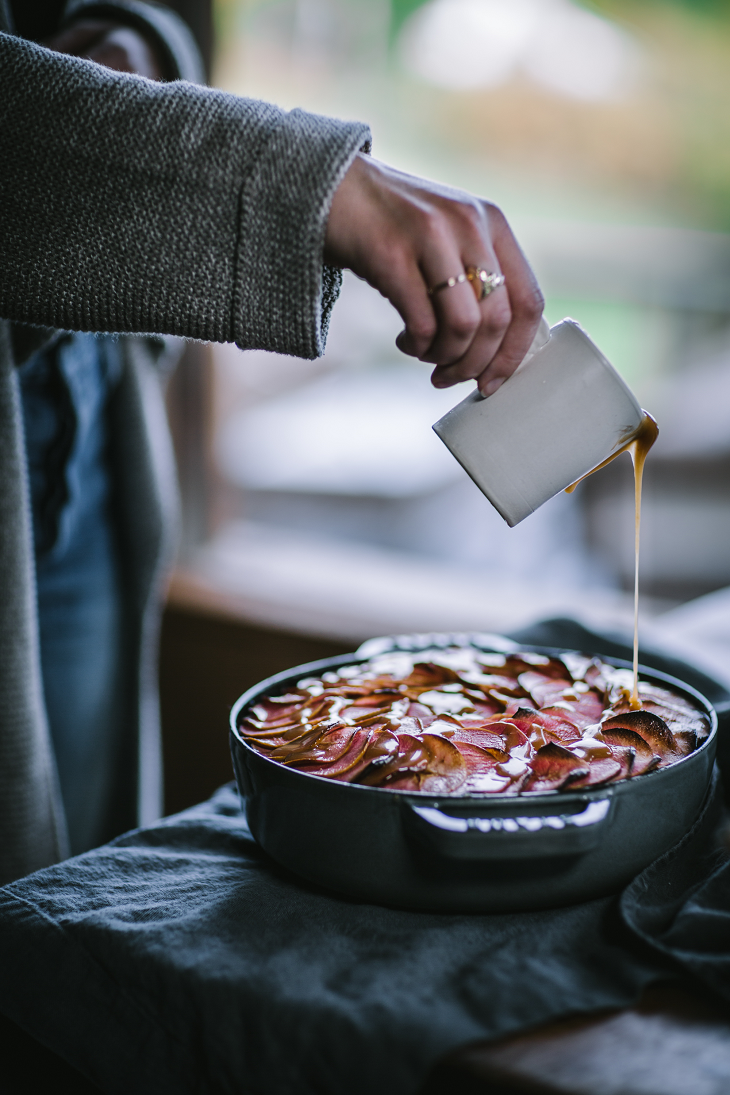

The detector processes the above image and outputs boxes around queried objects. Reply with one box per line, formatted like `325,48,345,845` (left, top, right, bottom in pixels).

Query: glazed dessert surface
239,649,710,795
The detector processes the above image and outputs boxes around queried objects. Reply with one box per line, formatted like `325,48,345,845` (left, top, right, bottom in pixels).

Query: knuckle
483,201,506,229
518,286,545,320
410,316,438,345
418,206,448,241
448,312,480,341
452,198,483,232
482,301,512,337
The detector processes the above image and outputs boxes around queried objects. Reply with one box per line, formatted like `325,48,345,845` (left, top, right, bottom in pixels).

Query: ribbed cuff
233,109,371,360
62,0,204,83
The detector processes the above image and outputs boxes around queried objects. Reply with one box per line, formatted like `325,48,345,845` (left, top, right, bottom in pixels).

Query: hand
324,154,544,395
42,19,163,80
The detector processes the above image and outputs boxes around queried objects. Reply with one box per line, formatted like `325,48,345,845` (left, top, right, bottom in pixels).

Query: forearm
0,34,369,357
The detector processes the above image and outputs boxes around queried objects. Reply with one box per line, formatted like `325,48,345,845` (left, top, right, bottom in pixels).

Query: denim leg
35,520,124,854
20,333,126,855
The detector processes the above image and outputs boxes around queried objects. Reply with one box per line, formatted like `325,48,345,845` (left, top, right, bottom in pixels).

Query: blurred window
182,0,730,639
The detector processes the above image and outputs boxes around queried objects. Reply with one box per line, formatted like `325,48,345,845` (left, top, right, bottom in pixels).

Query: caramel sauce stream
566,412,659,708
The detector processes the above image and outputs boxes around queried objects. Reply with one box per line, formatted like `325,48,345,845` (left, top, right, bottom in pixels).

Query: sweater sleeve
0,33,371,358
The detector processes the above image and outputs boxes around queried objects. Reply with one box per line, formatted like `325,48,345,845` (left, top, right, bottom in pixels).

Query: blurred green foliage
215,0,730,230
390,0,425,38
601,0,730,17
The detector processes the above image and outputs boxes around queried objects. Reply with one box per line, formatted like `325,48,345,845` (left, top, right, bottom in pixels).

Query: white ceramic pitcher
432,318,643,527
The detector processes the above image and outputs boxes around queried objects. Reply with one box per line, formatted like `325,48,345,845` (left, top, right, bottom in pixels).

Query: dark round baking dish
229,636,718,912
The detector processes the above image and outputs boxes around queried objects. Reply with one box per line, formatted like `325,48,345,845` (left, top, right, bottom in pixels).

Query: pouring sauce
566,412,659,707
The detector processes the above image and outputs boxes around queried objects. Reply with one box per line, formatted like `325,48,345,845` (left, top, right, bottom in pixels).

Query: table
4,981,730,1095
423,982,730,1095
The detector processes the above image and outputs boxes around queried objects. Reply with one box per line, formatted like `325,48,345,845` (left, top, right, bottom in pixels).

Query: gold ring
428,272,467,296
466,266,506,302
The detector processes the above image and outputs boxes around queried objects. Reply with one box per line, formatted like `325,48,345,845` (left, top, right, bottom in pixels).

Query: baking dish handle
404,799,612,861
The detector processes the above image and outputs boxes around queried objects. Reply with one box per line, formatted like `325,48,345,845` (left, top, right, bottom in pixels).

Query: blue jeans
20,333,124,855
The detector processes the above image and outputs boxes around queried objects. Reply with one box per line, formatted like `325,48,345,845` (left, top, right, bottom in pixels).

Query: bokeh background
169,0,730,648
162,0,730,810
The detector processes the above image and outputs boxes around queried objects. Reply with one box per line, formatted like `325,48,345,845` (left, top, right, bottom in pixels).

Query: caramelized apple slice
633,698,710,753
509,707,581,747
479,719,531,754
334,729,400,783
248,694,306,722
469,700,504,719
359,732,430,786
451,725,515,752
604,744,636,779
569,757,622,788
417,734,468,793
456,741,508,772
539,712,583,744
396,732,431,766
405,662,460,690
506,707,540,733
469,674,525,697
270,723,354,764
250,696,329,729
524,743,590,793
406,701,437,726
596,726,661,776
635,683,705,719
296,728,371,778
366,732,467,792
550,691,605,729
601,710,678,760
459,741,513,793
345,692,404,709
362,728,400,762
242,724,328,751
518,672,574,708
502,654,554,678
240,714,303,735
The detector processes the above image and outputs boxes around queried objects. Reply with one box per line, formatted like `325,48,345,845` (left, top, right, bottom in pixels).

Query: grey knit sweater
0,25,369,355
0,3,370,883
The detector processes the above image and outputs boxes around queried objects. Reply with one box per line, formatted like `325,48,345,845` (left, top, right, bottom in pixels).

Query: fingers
428,267,512,390
415,238,483,368
323,156,544,394
393,196,543,392
391,206,509,374
428,207,543,393
472,210,545,395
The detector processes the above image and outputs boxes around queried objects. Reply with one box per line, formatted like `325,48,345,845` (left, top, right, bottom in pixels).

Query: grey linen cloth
0,624,728,1095
0,778,725,1095
0,781,669,1095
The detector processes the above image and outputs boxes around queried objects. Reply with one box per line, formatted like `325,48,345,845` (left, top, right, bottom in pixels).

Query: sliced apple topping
240,650,708,794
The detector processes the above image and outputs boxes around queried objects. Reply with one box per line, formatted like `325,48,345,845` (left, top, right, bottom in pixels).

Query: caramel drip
565,412,659,708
